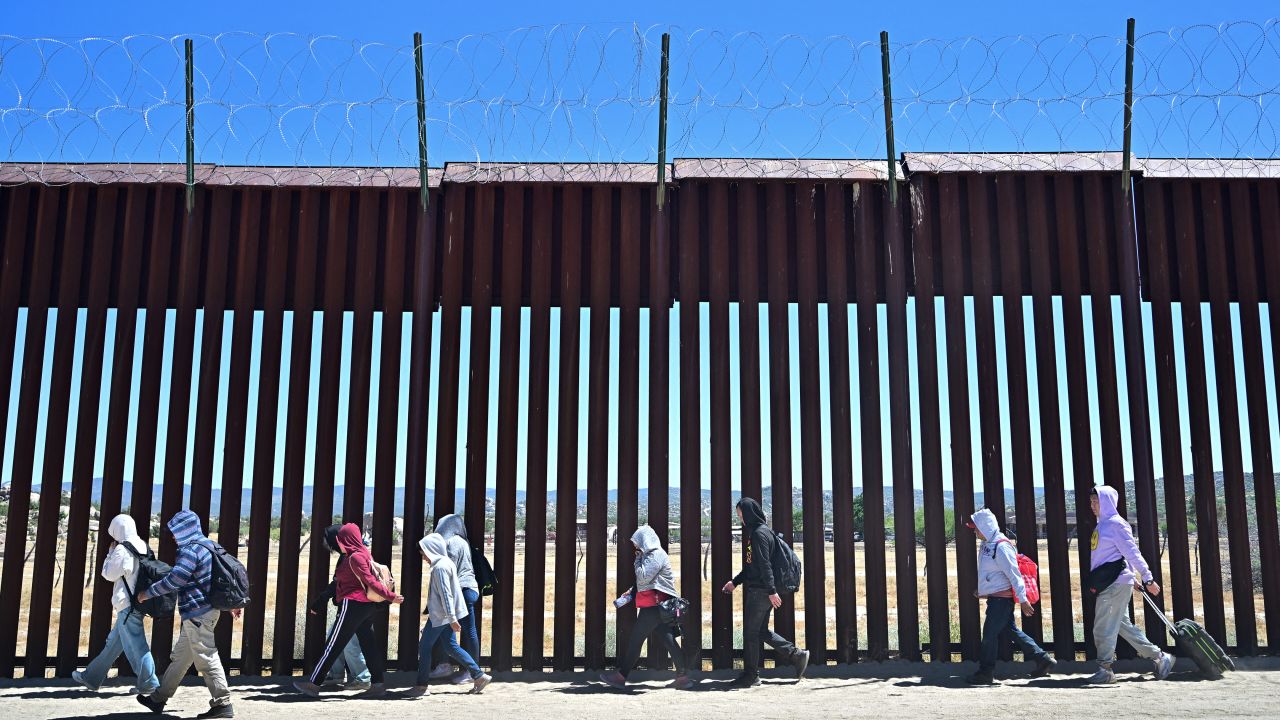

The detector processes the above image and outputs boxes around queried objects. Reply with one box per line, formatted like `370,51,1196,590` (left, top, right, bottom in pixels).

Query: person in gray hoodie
427,514,481,684
408,533,493,698
72,514,160,696
1085,485,1173,684
964,508,1055,684
599,525,693,690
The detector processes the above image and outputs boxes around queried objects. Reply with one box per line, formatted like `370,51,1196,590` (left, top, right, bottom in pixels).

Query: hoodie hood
737,497,767,530
167,510,206,546
1094,485,1121,522
632,525,662,554
435,514,468,541
323,525,343,553
335,523,366,556
419,533,450,565
970,508,1001,540
108,514,147,554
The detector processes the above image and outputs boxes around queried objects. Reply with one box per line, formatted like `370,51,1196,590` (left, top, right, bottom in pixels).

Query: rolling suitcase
1140,589,1235,679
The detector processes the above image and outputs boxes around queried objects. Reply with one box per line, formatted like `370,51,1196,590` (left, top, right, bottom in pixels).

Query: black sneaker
730,674,761,688
136,695,166,714
966,671,995,685
196,705,234,719
793,649,811,679
1032,655,1057,678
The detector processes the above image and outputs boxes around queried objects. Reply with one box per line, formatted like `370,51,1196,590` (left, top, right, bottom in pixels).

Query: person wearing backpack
426,513,482,685
1085,485,1174,684
308,525,372,691
408,533,493,698
72,514,160,697
720,497,810,688
599,525,694,691
134,510,238,718
963,508,1056,685
294,523,403,699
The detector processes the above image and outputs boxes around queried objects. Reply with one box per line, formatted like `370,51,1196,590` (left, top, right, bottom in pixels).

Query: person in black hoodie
721,497,809,687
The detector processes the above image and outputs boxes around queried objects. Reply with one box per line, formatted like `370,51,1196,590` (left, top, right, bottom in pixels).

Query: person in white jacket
407,533,492,698
72,514,160,696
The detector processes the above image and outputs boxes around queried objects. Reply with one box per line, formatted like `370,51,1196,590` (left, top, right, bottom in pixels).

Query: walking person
599,525,694,690
134,510,237,718
408,533,492,697
308,525,372,691
963,508,1056,684
72,514,160,697
427,513,481,685
293,523,403,699
1085,485,1174,684
720,497,810,688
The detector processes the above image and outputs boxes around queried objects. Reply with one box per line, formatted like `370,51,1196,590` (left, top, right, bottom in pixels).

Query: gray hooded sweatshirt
972,508,1029,604
434,514,477,592
101,514,149,612
632,525,680,599
419,533,469,627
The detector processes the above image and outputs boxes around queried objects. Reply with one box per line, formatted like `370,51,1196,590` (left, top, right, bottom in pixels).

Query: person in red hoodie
293,523,402,698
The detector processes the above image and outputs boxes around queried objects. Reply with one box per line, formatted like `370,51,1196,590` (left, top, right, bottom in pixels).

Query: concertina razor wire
0,20,1278,186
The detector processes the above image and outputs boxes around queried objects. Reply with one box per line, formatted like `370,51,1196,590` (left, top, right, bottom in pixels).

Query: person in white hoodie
964,508,1056,685
72,514,160,696
408,533,492,698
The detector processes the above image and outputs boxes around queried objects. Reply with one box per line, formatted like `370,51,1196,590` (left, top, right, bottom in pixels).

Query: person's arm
996,541,1029,604
432,571,459,626
100,544,131,583
634,551,661,588
753,527,777,595
145,547,198,597
1113,521,1155,584
309,580,337,613
349,552,400,601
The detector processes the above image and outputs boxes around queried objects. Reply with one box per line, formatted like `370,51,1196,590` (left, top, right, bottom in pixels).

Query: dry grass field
1,531,1267,676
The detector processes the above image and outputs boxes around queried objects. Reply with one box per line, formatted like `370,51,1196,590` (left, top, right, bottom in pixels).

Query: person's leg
343,634,371,684
417,622,449,685
1007,615,1049,663
1092,583,1128,666
352,614,384,684
1116,612,1163,660
978,598,1011,673
741,589,771,678
322,620,347,683
659,623,687,676
152,618,197,706
754,593,799,665
309,600,365,685
460,588,481,665
618,607,663,677
79,610,127,690
186,610,232,708
441,626,484,679
117,608,160,694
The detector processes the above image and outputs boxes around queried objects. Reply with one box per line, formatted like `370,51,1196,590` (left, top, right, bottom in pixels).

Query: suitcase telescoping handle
1140,588,1180,635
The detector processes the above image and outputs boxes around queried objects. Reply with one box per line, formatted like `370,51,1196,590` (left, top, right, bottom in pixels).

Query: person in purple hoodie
1086,485,1174,684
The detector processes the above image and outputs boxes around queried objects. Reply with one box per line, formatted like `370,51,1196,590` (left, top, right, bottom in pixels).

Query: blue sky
3,0,1280,507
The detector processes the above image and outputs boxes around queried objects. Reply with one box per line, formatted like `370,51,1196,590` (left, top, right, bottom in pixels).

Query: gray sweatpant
1093,581,1161,665
152,609,232,708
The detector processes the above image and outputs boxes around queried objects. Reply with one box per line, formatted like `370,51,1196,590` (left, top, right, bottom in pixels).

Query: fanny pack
1085,559,1127,595
658,596,690,636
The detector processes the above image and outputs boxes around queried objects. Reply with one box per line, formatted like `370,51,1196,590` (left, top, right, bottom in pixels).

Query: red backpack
997,539,1041,604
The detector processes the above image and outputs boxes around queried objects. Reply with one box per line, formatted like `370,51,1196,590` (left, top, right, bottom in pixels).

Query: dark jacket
309,525,344,612
731,498,776,594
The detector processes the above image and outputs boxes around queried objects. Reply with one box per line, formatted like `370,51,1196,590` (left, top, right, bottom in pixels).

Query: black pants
310,599,385,685
617,606,686,678
742,587,798,678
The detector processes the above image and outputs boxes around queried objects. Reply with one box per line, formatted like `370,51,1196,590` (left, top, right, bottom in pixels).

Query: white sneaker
1154,652,1173,680
449,670,472,685
428,663,457,679
1087,666,1116,684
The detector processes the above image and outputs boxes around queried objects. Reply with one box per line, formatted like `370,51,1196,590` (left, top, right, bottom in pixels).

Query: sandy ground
3,658,1279,720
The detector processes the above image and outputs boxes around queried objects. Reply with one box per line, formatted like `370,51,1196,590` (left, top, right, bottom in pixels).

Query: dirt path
4,659,1278,720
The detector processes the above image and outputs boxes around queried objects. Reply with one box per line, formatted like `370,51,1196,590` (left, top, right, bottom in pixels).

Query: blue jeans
324,632,370,684
979,597,1048,672
80,608,159,694
432,588,480,669
417,621,482,686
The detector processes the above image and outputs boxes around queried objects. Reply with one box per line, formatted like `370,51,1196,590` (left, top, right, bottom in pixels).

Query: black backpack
200,539,251,610
472,546,497,597
770,532,803,594
121,542,176,618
